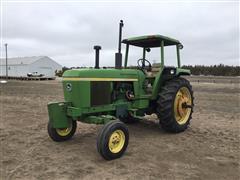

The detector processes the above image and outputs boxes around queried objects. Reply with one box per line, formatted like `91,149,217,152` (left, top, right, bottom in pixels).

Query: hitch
182,103,192,109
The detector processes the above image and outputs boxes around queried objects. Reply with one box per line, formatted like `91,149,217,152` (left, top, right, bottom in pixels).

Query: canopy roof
122,35,181,48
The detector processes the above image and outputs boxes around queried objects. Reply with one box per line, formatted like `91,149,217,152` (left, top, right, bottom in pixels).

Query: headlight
170,69,175,75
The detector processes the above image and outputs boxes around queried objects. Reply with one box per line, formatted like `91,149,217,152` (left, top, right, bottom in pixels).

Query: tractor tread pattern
97,120,129,160
156,77,194,133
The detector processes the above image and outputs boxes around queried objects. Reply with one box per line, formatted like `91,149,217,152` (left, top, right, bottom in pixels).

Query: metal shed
0,56,62,78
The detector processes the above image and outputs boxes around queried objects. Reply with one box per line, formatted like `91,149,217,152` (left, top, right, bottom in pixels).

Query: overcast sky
1,1,239,67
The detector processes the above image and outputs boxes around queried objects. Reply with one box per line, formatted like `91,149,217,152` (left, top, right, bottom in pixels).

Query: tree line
182,64,240,76
55,64,240,77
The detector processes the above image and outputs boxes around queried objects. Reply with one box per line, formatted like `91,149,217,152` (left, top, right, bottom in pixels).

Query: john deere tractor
47,20,194,160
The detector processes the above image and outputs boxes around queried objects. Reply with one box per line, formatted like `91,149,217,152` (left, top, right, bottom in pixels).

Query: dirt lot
0,78,239,180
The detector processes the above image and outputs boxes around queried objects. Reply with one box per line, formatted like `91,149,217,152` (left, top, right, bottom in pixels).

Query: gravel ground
0,78,239,180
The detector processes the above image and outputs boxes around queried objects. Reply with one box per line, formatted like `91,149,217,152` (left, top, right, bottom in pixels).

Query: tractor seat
145,66,160,78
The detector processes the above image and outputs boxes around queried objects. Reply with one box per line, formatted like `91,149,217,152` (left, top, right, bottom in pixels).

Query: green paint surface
63,68,139,78
48,102,71,128
122,34,181,47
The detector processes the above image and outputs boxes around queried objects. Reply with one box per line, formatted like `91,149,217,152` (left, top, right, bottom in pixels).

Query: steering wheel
137,58,152,71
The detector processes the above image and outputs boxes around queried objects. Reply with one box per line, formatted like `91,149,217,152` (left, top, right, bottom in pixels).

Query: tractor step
129,108,138,115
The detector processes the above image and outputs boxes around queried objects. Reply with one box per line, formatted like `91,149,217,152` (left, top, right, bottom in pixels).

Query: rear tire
156,77,194,133
97,120,129,160
48,119,77,142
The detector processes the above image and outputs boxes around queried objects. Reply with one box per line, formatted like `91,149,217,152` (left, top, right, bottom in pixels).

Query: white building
0,56,62,78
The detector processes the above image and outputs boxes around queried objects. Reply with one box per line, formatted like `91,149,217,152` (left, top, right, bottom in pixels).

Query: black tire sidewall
157,77,194,133
48,119,77,142
97,121,129,160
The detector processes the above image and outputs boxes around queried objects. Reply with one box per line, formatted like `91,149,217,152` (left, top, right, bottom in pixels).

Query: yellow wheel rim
56,123,72,136
174,87,192,125
108,130,125,153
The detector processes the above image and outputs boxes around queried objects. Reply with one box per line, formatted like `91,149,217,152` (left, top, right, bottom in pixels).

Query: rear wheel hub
174,87,192,125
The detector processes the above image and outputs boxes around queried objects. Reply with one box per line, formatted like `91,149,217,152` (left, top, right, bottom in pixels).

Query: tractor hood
61,68,145,109
63,68,142,81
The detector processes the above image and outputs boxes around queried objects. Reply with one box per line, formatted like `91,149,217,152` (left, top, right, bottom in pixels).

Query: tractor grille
91,81,111,106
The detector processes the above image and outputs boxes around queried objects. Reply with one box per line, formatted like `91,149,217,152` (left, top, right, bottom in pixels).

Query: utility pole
5,43,8,80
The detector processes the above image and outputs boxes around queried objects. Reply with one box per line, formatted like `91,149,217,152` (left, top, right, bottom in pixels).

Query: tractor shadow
46,118,173,162
66,117,168,146
127,117,166,135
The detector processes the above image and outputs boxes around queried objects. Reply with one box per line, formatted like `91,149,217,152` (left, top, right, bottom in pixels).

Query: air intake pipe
115,20,124,69
94,45,101,69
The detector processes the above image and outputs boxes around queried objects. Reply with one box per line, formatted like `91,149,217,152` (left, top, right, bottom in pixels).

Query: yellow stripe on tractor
63,77,138,82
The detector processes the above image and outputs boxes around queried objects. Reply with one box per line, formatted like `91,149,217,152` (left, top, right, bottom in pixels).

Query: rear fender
151,67,190,100
162,67,191,78
176,68,191,76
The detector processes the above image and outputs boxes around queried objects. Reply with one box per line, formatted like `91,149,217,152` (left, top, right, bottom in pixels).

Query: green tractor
47,20,194,160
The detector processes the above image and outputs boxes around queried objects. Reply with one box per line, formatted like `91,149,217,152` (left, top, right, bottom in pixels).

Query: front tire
157,77,194,133
48,119,77,142
97,120,129,160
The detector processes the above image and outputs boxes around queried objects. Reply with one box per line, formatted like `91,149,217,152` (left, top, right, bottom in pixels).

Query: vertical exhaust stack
94,45,101,69
115,20,124,69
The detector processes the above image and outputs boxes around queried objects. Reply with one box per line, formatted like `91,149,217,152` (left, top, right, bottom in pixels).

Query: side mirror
178,44,184,50
146,48,151,52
